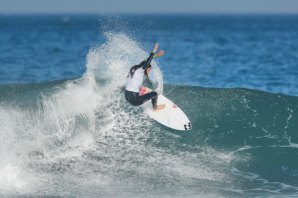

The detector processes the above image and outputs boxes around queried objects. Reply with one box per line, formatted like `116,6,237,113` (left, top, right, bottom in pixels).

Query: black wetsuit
125,52,158,109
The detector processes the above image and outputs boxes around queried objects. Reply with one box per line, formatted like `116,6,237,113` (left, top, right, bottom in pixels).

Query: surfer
125,43,166,111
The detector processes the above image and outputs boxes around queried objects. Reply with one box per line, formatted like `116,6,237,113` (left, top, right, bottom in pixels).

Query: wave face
0,33,298,197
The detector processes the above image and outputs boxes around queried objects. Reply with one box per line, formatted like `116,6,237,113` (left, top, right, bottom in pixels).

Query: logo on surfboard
184,122,192,130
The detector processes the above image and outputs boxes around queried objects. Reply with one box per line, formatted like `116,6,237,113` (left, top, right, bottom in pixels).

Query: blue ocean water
1,14,298,95
0,14,298,197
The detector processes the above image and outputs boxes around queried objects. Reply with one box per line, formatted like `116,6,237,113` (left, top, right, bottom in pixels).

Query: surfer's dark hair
129,61,152,78
129,63,143,78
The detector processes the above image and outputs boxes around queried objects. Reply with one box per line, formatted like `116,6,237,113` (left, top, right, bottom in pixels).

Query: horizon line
1,11,298,15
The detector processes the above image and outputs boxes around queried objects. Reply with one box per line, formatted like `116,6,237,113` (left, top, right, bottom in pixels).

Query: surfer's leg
138,91,158,108
126,90,162,109
125,90,142,106
151,93,157,109
150,92,157,109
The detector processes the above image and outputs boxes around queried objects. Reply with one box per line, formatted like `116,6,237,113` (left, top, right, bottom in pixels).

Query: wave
0,33,298,197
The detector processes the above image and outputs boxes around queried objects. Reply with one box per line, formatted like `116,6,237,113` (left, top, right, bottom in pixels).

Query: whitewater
0,33,223,197
1,15,298,197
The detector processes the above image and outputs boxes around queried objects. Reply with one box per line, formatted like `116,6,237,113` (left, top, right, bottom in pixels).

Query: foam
0,32,166,195
0,33,239,197
0,164,25,191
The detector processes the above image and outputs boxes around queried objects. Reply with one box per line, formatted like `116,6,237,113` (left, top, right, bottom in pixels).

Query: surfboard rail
140,87,192,131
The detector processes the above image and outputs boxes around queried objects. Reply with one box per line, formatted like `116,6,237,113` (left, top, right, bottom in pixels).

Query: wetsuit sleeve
142,52,154,70
142,54,160,61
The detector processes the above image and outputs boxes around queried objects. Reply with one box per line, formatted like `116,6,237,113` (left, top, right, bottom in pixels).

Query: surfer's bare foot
154,104,166,111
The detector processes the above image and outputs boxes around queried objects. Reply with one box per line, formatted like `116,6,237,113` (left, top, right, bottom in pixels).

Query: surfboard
140,87,192,131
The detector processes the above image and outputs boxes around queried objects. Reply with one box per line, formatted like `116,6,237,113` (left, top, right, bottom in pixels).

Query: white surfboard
140,87,192,131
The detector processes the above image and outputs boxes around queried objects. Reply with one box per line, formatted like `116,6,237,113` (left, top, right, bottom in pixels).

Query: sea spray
0,33,284,197
2,32,298,197
0,33,168,195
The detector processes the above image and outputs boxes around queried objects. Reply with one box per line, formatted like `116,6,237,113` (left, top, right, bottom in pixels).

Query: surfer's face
145,65,152,76
146,67,151,73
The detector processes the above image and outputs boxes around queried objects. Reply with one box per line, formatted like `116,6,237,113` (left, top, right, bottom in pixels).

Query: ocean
0,14,298,197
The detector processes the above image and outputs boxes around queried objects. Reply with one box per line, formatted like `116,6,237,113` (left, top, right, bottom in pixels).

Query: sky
0,0,298,14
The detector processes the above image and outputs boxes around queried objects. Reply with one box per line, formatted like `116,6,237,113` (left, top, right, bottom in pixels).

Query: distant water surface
0,14,298,95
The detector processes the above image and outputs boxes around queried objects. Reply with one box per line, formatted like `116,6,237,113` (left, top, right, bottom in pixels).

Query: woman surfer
125,43,165,111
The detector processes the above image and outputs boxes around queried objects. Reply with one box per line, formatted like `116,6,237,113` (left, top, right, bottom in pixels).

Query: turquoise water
0,15,298,197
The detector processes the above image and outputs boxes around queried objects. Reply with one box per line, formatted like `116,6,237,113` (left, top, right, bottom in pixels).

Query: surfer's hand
153,43,159,53
156,50,165,57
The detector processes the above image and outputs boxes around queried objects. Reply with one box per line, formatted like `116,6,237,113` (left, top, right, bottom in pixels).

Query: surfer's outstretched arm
143,51,165,61
142,43,159,70
141,52,154,70
154,50,165,59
